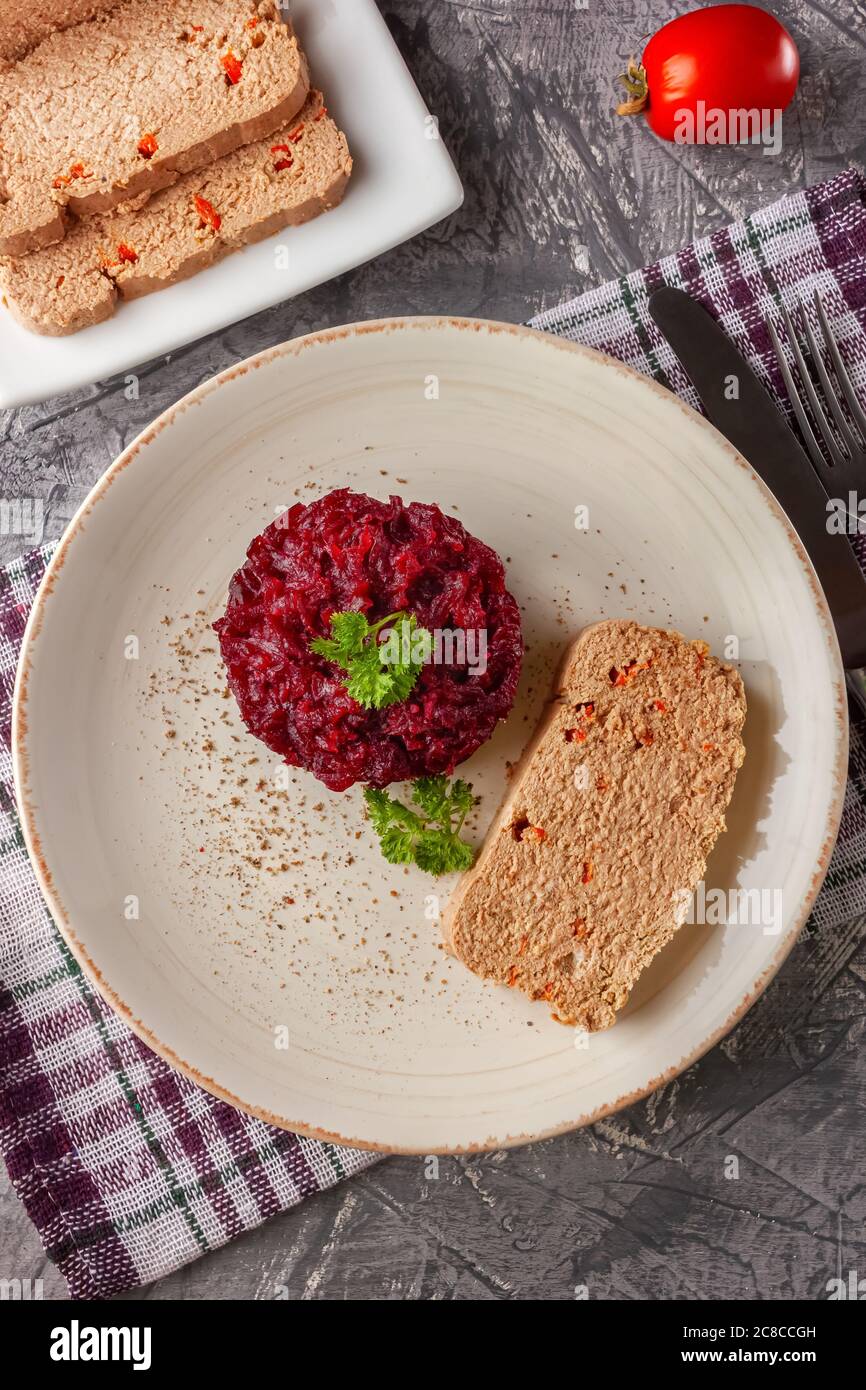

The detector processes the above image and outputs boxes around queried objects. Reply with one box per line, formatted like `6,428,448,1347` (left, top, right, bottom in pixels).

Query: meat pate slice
443,620,746,1031
0,0,309,255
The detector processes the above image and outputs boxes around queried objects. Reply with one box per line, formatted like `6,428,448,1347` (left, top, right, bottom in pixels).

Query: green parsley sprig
363,776,476,875
309,610,432,711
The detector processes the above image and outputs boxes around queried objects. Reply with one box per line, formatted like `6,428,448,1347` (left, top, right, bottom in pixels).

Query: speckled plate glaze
13,318,847,1153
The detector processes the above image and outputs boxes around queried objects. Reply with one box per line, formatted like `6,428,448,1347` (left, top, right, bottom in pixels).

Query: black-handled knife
649,286,866,700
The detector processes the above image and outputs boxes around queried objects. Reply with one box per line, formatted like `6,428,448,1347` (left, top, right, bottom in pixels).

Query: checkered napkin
0,548,378,1300
2,169,866,1301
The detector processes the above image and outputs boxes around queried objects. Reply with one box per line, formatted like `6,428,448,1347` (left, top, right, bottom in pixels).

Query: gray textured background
2,0,865,1300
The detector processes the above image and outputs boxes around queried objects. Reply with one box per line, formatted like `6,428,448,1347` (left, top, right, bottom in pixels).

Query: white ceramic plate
0,0,463,408
14,318,848,1153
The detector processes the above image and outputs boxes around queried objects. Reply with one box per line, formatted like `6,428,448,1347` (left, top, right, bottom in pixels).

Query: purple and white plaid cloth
0,547,378,1300
2,168,865,1299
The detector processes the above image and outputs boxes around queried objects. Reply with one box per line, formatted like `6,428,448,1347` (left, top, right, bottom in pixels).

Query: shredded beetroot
214,489,523,791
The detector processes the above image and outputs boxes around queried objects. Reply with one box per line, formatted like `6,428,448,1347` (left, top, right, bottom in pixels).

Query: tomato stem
616,59,649,117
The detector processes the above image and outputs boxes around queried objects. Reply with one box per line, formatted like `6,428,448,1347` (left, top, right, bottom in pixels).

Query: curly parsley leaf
363,788,397,834
411,776,450,822
413,775,475,824
379,827,418,864
309,610,431,710
414,830,475,875
363,776,477,876
344,644,388,708
450,779,476,819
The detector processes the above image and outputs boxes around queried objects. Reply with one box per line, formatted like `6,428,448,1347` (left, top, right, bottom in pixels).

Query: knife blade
648,285,866,673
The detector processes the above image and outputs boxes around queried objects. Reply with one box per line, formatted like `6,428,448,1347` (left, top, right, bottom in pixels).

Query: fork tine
798,305,862,457
813,291,866,441
778,302,848,470
764,314,835,482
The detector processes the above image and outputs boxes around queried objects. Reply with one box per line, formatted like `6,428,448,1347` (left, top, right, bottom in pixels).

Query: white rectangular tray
0,0,463,407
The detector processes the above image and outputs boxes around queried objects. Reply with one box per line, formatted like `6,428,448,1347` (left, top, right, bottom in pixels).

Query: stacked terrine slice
0,0,352,333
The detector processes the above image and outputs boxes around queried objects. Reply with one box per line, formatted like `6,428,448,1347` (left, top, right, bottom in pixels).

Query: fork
765,292,866,513
765,292,866,714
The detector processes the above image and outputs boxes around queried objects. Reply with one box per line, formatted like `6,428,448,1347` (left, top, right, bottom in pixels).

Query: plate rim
12,314,850,1153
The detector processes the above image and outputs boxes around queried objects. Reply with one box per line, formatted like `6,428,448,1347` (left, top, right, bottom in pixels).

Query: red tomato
626,4,799,143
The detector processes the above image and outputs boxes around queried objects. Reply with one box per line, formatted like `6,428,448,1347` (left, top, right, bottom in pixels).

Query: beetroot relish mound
214,489,523,791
